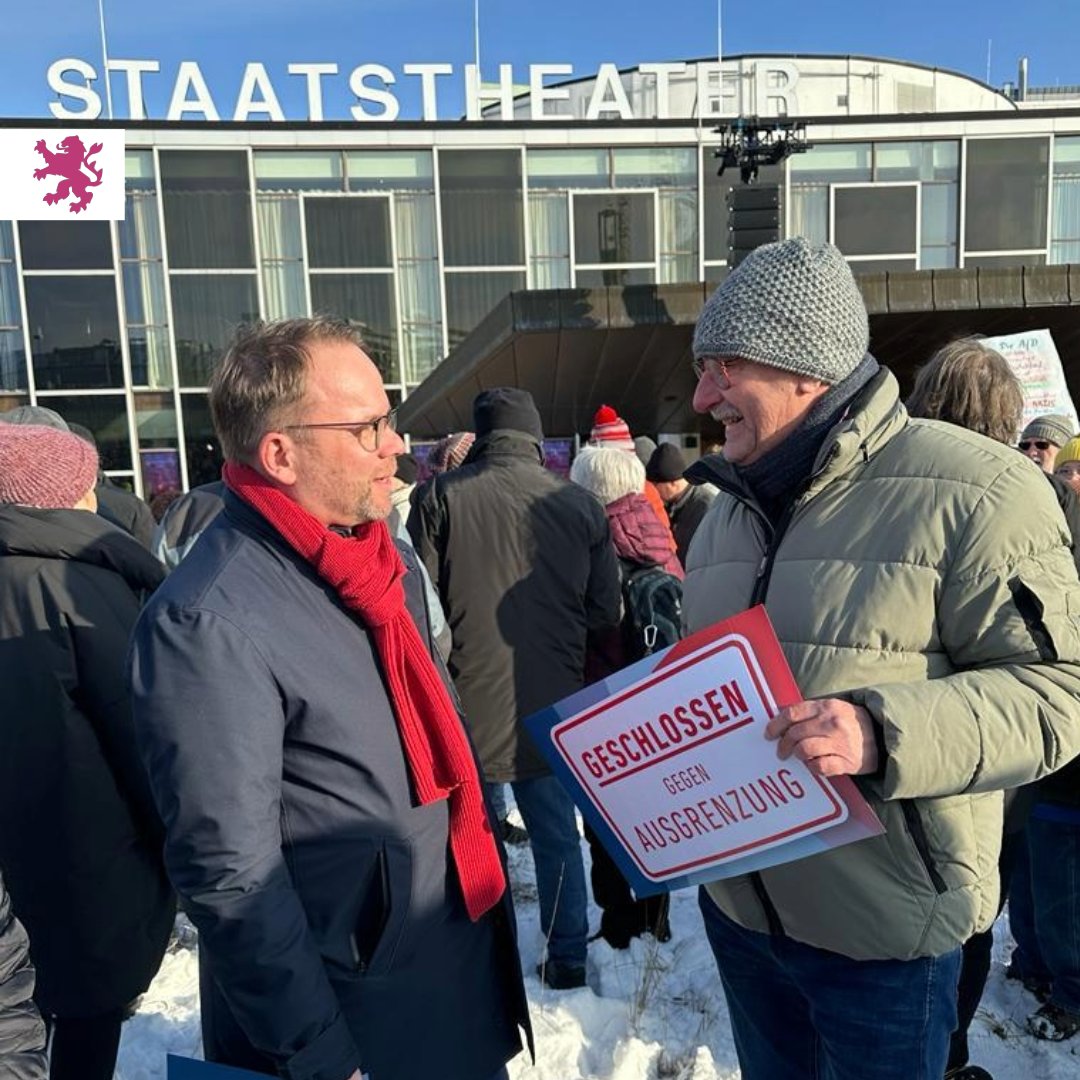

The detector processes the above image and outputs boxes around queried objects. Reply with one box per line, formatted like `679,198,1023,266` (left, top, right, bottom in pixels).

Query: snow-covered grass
116,824,1080,1080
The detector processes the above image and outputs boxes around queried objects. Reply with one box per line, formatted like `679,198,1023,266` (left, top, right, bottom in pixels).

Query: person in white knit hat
682,237,1080,1080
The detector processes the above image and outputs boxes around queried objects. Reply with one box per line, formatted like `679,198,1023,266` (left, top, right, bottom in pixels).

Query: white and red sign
525,606,882,893
0,129,125,220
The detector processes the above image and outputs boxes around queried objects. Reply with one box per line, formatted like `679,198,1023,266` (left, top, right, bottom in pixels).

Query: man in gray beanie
681,237,1080,1080
1020,413,1076,473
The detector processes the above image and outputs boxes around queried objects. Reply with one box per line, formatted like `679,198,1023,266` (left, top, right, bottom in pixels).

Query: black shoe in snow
1005,961,1051,1003
536,959,586,990
1027,1001,1080,1042
945,1066,994,1080
498,818,529,845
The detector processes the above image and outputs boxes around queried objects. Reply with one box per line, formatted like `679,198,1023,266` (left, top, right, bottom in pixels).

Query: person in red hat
587,405,677,553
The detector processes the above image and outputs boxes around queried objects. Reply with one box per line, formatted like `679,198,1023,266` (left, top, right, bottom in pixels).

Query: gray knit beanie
693,237,870,385
1021,414,1074,449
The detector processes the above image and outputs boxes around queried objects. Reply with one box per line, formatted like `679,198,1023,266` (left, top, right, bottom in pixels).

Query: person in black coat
645,443,718,568
0,423,173,1080
130,319,529,1080
0,871,47,1080
410,388,622,989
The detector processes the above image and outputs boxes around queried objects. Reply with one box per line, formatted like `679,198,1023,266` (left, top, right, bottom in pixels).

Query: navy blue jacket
130,493,528,1080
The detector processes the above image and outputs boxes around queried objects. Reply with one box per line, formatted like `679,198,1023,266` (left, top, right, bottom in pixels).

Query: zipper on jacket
744,502,799,936
900,801,948,895
737,450,841,936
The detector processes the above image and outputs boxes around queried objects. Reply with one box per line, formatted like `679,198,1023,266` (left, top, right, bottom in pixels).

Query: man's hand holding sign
766,699,879,778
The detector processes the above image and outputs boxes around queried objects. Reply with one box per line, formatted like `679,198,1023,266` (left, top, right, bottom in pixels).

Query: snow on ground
116,820,1080,1080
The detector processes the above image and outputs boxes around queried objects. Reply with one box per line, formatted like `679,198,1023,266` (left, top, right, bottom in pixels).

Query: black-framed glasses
285,408,398,453
691,357,742,384
1019,439,1052,451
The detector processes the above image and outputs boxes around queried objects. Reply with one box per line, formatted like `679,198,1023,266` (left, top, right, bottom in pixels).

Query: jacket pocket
349,841,413,977
1008,574,1080,662
899,801,948,895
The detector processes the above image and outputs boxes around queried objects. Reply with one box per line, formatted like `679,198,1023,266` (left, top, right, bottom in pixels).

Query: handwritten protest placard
981,329,1078,437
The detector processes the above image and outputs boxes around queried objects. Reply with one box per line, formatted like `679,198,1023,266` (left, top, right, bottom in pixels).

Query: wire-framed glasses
285,408,398,452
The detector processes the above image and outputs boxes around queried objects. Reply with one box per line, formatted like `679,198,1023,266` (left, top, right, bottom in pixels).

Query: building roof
398,264,1080,439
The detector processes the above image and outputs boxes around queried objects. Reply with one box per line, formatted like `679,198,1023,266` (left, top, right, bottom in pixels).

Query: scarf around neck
738,352,880,526
223,461,505,921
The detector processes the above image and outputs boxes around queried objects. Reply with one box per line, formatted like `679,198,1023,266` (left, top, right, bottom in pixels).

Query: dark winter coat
667,481,717,567
95,476,157,550
409,431,623,782
0,506,173,1017
130,493,529,1080
1036,473,1080,809
151,480,226,569
0,873,47,1080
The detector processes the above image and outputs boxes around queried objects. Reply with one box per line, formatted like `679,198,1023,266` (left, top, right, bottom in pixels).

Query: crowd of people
0,237,1079,1080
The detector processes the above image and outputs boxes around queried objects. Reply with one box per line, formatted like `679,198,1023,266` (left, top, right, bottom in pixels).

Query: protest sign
524,606,882,896
980,328,1078,437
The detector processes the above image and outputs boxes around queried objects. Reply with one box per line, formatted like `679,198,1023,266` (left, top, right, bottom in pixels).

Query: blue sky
2,0,1076,121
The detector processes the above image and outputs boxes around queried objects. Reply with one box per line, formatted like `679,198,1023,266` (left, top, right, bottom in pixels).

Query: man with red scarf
130,318,530,1080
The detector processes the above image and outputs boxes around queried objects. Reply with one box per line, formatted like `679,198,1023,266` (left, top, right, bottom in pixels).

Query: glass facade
789,140,959,269
0,124,1076,493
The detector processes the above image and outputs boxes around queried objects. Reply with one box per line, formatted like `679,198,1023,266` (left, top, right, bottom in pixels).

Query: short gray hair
569,444,645,506
208,317,366,463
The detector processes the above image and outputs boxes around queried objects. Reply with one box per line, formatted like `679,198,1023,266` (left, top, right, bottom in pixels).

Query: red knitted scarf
223,462,505,921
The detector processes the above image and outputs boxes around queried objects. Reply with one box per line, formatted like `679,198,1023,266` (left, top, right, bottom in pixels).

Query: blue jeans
699,889,961,1080
1008,811,1080,1013
510,775,588,967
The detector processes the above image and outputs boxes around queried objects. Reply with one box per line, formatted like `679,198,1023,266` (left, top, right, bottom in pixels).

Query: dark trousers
583,822,669,947
947,827,1024,1073
46,1009,125,1080
699,889,960,1080
1009,812,1080,1014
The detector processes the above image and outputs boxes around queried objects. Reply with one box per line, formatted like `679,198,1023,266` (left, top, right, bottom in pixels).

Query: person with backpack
570,443,683,948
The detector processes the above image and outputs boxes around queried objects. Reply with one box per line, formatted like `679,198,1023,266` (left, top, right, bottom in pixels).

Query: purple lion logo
33,136,104,214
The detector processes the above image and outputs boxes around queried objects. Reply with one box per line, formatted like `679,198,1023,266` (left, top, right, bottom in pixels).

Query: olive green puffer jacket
683,369,1080,961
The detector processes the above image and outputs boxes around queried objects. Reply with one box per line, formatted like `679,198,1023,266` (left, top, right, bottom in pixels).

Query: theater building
3,53,1080,492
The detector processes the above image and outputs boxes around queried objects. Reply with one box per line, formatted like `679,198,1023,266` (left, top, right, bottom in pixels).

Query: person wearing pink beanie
0,423,99,510
0,423,172,1080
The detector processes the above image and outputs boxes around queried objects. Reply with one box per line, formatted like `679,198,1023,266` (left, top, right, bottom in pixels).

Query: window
444,272,525,348
305,197,392,269
171,275,259,386
1051,136,1080,264
573,192,655,265
40,393,130,469
160,150,255,269
833,186,917,257
439,150,524,266
965,138,1049,254
19,221,113,270
0,223,26,390
309,274,398,382
121,151,172,388
181,392,223,488
25,277,123,390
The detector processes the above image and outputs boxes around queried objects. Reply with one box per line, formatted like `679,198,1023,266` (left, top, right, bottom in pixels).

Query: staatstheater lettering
580,679,750,780
633,769,806,852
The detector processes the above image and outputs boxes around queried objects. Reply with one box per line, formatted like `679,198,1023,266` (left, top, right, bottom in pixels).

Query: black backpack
621,563,683,659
